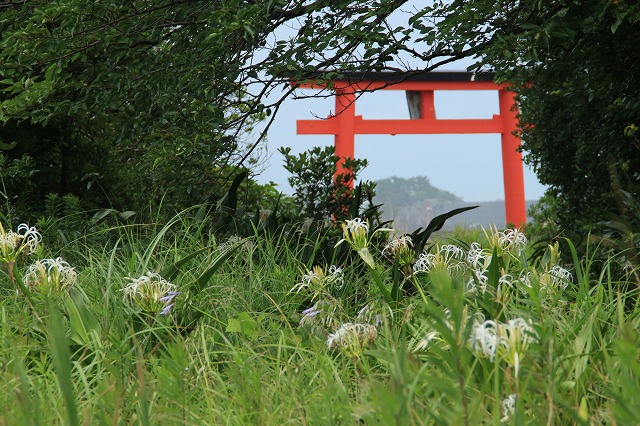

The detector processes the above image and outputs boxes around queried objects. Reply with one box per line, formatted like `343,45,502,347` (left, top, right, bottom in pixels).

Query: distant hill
374,176,462,207
373,176,537,232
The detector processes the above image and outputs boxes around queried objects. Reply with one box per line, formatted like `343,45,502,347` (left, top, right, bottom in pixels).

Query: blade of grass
48,303,79,426
195,238,247,292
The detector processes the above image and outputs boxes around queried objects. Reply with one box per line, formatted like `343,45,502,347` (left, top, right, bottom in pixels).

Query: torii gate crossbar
293,72,527,227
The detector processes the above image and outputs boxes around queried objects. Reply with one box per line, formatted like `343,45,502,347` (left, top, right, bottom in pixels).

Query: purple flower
159,291,179,315
160,303,175,316
302,307,321,317
160,291,179,302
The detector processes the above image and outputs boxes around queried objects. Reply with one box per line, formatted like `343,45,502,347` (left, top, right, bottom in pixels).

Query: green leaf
226,311,259,339
390,255,402,303
195,238,247,292
160,244,218,282
371,267,394,306
216,170,249,225
411,206,479,253
64,294,101,347
0,141,17,151
91,209,113,223
118,210,136,220
357,247,375,269
48,303,79,426
487,245,500,289
571,295,600,382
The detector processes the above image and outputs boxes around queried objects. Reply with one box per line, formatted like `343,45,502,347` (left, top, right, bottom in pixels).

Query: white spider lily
547,265,573,290
123,271,178,315
498,318,536,377
521,265,573,295
327,322,377,358
0,222,41,263
290,265,343,300
382,235,415,266
483,226,528,257
497,228,528,255
413,244,467,277
466,269,488,294
501,394,517,423
413,253,437,273
467,242,489,270
23,257,77,294
335,218,392,269
470,317,537,376
440,244,466,261
469,319,499,361
414,330,440,352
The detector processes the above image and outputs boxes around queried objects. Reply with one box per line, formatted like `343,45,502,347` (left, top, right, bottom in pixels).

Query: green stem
370,267,394,306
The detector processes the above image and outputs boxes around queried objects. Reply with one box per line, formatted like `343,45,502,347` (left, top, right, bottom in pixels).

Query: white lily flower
335,218,392,269
470,317,537,374
123,271,178,315
498,228,528,255
501,394,517,423
290,265,343,299
547,265,573,290
23,257,77,294
327,322,378,358
0,222,41,263
413,244,467,277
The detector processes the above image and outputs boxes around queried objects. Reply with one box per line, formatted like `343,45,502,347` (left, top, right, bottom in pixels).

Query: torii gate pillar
334,89,356,182
294,72,527,227
498,89,527,227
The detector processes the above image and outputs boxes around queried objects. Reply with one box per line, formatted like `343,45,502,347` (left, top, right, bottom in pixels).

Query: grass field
1,214,639,425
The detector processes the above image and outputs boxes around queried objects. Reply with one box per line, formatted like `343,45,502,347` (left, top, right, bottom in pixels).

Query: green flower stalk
544,241,561,267
335,218,392,269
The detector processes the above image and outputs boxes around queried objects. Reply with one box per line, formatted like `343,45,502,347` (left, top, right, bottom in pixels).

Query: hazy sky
253,81,548,202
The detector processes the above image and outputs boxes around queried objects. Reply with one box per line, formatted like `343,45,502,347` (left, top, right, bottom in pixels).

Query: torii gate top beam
299,71,502,86
296,70,499,90
295,71,509,135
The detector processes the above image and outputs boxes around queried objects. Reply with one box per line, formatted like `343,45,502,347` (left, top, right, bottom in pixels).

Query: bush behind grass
0,212,639,425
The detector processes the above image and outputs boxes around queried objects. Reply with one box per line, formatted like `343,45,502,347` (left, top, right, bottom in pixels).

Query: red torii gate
293,71,527,227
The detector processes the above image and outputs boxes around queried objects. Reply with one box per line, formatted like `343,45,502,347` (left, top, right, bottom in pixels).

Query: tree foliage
471,1,640,236
0,0,508,217
280,145,372,223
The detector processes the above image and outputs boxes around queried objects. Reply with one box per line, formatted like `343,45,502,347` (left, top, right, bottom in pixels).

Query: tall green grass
0,212,638,425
